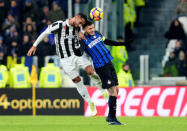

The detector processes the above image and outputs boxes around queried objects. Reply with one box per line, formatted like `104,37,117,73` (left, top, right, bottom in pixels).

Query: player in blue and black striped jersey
82,20,133,125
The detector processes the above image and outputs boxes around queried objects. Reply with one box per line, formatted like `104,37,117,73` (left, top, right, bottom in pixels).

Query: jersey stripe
97,43,111,62
49,19,82,58
57,23,64,58
72,27,76,55
83,32,113,68
64,25,71,57
87,38,102,66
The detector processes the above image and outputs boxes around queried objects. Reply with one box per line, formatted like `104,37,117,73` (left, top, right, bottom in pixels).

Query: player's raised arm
103,38,134,46
27,21,61,56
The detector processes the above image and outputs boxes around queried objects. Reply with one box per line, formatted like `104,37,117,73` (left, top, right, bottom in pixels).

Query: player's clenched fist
27,46,36,56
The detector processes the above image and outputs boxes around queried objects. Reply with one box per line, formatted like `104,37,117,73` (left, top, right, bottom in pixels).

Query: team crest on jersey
107,80,111,84
93,35,96,38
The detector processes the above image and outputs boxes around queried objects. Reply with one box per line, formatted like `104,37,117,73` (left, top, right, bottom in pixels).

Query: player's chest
61,26,79,39
86,36,103,48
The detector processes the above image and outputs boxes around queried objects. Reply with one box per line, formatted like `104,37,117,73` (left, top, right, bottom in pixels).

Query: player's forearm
33,30,49,47
104,39,133,46
104,39,125,46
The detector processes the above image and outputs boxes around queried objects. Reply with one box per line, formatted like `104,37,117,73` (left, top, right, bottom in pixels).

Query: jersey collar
66,19,71,27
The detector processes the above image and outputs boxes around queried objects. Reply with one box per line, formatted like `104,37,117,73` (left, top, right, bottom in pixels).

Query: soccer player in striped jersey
27,13,108,116
82,21,133,125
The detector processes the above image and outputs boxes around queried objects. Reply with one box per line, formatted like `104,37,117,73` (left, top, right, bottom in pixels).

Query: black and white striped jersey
34,19,83,58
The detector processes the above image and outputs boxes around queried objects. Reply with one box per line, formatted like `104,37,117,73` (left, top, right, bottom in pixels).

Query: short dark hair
77,13,87,21
48,58,54,63
83,20,93,29
123,62,130,67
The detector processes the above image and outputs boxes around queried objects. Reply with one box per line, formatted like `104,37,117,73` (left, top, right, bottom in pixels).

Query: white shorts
60,55,91,79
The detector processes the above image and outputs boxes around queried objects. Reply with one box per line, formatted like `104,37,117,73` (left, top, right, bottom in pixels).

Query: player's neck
69,18,74,26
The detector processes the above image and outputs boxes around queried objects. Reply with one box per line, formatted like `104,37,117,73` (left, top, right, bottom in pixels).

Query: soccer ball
89,7,104,21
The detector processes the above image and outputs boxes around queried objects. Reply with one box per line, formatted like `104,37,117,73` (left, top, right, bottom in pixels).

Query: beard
72,21,78,27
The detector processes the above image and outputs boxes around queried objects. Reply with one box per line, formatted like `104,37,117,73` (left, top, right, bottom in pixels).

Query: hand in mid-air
27,46,37,56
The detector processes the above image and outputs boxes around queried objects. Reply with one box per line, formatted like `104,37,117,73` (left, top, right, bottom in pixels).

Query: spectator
7,41,21,57
23,0,38,22
177,50,187,77
174,0,187,17
23,17,36,33
9,25,19,42
42,6,50,20
48,1,65,22
164,19,185,41
37,37,55,57
173,40,185,57
24,24,37,43
4,25,20,51
37,6,50,33
36,36,56,72
117,62,135,87
163,52,179,76
21,34,32,56
0,36,4,50
10,0,20,21
134,0,145,26
111,36,128,73
2,12,20,36
124,0,136,44
0,0,9,33
55,0,68,17
0,36,6,64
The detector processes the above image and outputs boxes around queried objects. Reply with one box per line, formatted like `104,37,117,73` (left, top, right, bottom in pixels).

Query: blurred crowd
0,0,89,69
0,0,135,88
123,0,146,50
162,0,187,77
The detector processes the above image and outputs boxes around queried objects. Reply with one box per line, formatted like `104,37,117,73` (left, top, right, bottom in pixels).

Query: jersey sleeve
104,39,126,46
47,21,62,34
33,21,62,47
95,31,105,41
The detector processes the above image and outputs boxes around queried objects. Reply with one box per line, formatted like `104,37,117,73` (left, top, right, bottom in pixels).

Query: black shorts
95,62,118,89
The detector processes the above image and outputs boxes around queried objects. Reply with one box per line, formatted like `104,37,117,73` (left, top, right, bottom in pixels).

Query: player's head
83,20,95,36
48,58,54,63
122,62,130,72
73,13,87,27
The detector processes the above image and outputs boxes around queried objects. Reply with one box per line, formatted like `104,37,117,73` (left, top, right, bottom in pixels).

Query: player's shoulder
95,31,106,41
95,31,103,37
51,20,64,26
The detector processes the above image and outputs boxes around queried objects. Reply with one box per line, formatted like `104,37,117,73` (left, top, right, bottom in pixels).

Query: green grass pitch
0,116,187,131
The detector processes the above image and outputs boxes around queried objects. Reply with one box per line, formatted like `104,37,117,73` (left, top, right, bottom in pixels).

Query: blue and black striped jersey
83,31,113,68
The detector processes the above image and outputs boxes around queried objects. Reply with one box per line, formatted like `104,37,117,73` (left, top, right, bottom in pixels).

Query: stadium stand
127,0,180,79
0,0,186,87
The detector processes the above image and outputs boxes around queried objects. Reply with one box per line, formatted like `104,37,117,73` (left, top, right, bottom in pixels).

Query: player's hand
78,32,85,40
27,46,36,56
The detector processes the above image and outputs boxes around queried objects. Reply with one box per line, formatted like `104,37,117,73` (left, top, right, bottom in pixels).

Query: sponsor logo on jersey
88,37,102,48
